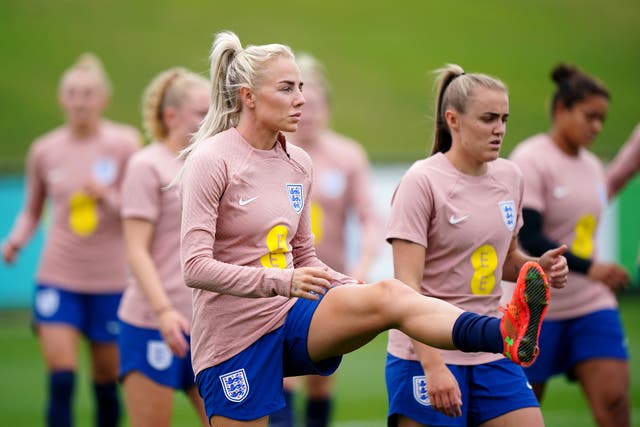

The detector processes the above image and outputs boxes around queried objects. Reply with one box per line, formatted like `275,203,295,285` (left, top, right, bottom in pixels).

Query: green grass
0,293,638,426
1,0,640,171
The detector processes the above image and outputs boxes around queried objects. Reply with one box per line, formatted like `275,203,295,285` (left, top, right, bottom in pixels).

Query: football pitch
0,294,638,426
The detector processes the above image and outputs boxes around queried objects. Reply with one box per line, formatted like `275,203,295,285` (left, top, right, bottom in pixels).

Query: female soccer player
384,64,569,427
510,64,631,427
1,53,140,427
118,67,210,427
179,31,552,427
270,53,382,427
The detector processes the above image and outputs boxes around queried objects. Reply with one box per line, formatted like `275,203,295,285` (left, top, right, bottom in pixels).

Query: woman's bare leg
308,280,462,361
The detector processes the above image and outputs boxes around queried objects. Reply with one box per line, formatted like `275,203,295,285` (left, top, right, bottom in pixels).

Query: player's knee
593,389,629,423
371,279,415,312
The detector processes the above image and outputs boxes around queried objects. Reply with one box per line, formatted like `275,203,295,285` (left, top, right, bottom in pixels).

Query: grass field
1,0,640,170
0,293,638,426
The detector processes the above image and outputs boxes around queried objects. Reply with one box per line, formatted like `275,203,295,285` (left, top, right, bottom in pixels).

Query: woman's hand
588,262,630,292
84,180,108,201
538,245,569,288
290,267,333,300
2,240,19,264
157,308,190,358
424,365,462,418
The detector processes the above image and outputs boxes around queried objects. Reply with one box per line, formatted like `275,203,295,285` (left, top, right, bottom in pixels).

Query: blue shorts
524,309,628,384
118,321,196,390
386,354,539,427
196,297,342,421
33,283,122,343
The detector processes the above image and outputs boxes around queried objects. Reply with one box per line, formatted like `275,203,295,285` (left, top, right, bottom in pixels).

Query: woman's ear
163,106,177,129
444,109,459,131
240,87,255,109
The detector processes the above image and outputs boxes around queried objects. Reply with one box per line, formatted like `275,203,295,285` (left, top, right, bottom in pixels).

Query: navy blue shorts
524,309,628,384
118,321,196,390
33,283,122,342
386,354,539,427
196,297,342,421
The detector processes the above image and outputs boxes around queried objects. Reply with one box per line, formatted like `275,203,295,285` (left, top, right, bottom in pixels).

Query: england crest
92,157,118,186
286,183,304,214
219,368,249,402
147,340,172,371
499,200,516,231
412,375,431,406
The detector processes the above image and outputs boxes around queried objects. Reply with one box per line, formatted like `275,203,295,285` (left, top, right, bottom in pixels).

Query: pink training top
606,123,640,198
289,130,380,273
509,134,617,319
386,153,524,365
118,142,191,328
6,120,140,293
180,128,355,374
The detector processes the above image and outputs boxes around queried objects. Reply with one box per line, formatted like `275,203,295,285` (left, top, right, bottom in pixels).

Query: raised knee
368,279,417,316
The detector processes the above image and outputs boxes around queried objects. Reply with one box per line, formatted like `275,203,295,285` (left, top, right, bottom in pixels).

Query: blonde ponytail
141,67,209,142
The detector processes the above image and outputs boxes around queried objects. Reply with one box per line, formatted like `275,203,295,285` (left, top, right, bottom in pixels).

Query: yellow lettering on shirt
310,202,324,245
572,214,596,258
470,244,498,295
260,225,290,269
68,191,98,236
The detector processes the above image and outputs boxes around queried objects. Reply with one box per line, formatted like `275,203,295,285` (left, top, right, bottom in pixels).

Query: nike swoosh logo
239,196,259,206
449,214,470,225
553,187,569,198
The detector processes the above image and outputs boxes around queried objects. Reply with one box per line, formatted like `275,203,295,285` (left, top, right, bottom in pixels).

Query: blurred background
1,0,639,425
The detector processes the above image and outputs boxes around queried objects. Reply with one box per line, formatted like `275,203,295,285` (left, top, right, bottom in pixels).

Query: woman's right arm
2,143,46,264
391,238,462,418
606,123,640,199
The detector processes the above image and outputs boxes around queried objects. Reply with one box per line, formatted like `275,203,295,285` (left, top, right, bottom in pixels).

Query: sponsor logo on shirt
286,183,304,214
412,375,431,406
219,368,249,402
499,200,516,231
320,169,346,198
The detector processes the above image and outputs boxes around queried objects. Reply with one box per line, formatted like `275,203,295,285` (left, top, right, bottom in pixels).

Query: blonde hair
141,67,209,141
431,64,507,155
59,53,112,96
295,52,331,102
179,31,294,160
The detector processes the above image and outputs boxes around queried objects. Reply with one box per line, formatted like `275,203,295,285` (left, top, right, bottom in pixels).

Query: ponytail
430,64,507,155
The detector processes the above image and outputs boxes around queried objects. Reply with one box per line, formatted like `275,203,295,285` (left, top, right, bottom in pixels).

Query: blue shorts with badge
524,309,628,384
386,354,539,427
33,283,122,343
196,297,342,422
118,321,196,390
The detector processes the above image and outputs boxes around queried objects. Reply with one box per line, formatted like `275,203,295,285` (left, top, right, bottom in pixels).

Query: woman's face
166,84,210,143
555,94,608,149
448,87,509,164
251,55,305,133
58,70,108,128
295,82,329,143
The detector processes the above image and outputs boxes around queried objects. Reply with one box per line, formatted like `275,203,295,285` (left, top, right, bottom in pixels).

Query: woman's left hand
290,267,333,300
538,245,569,288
